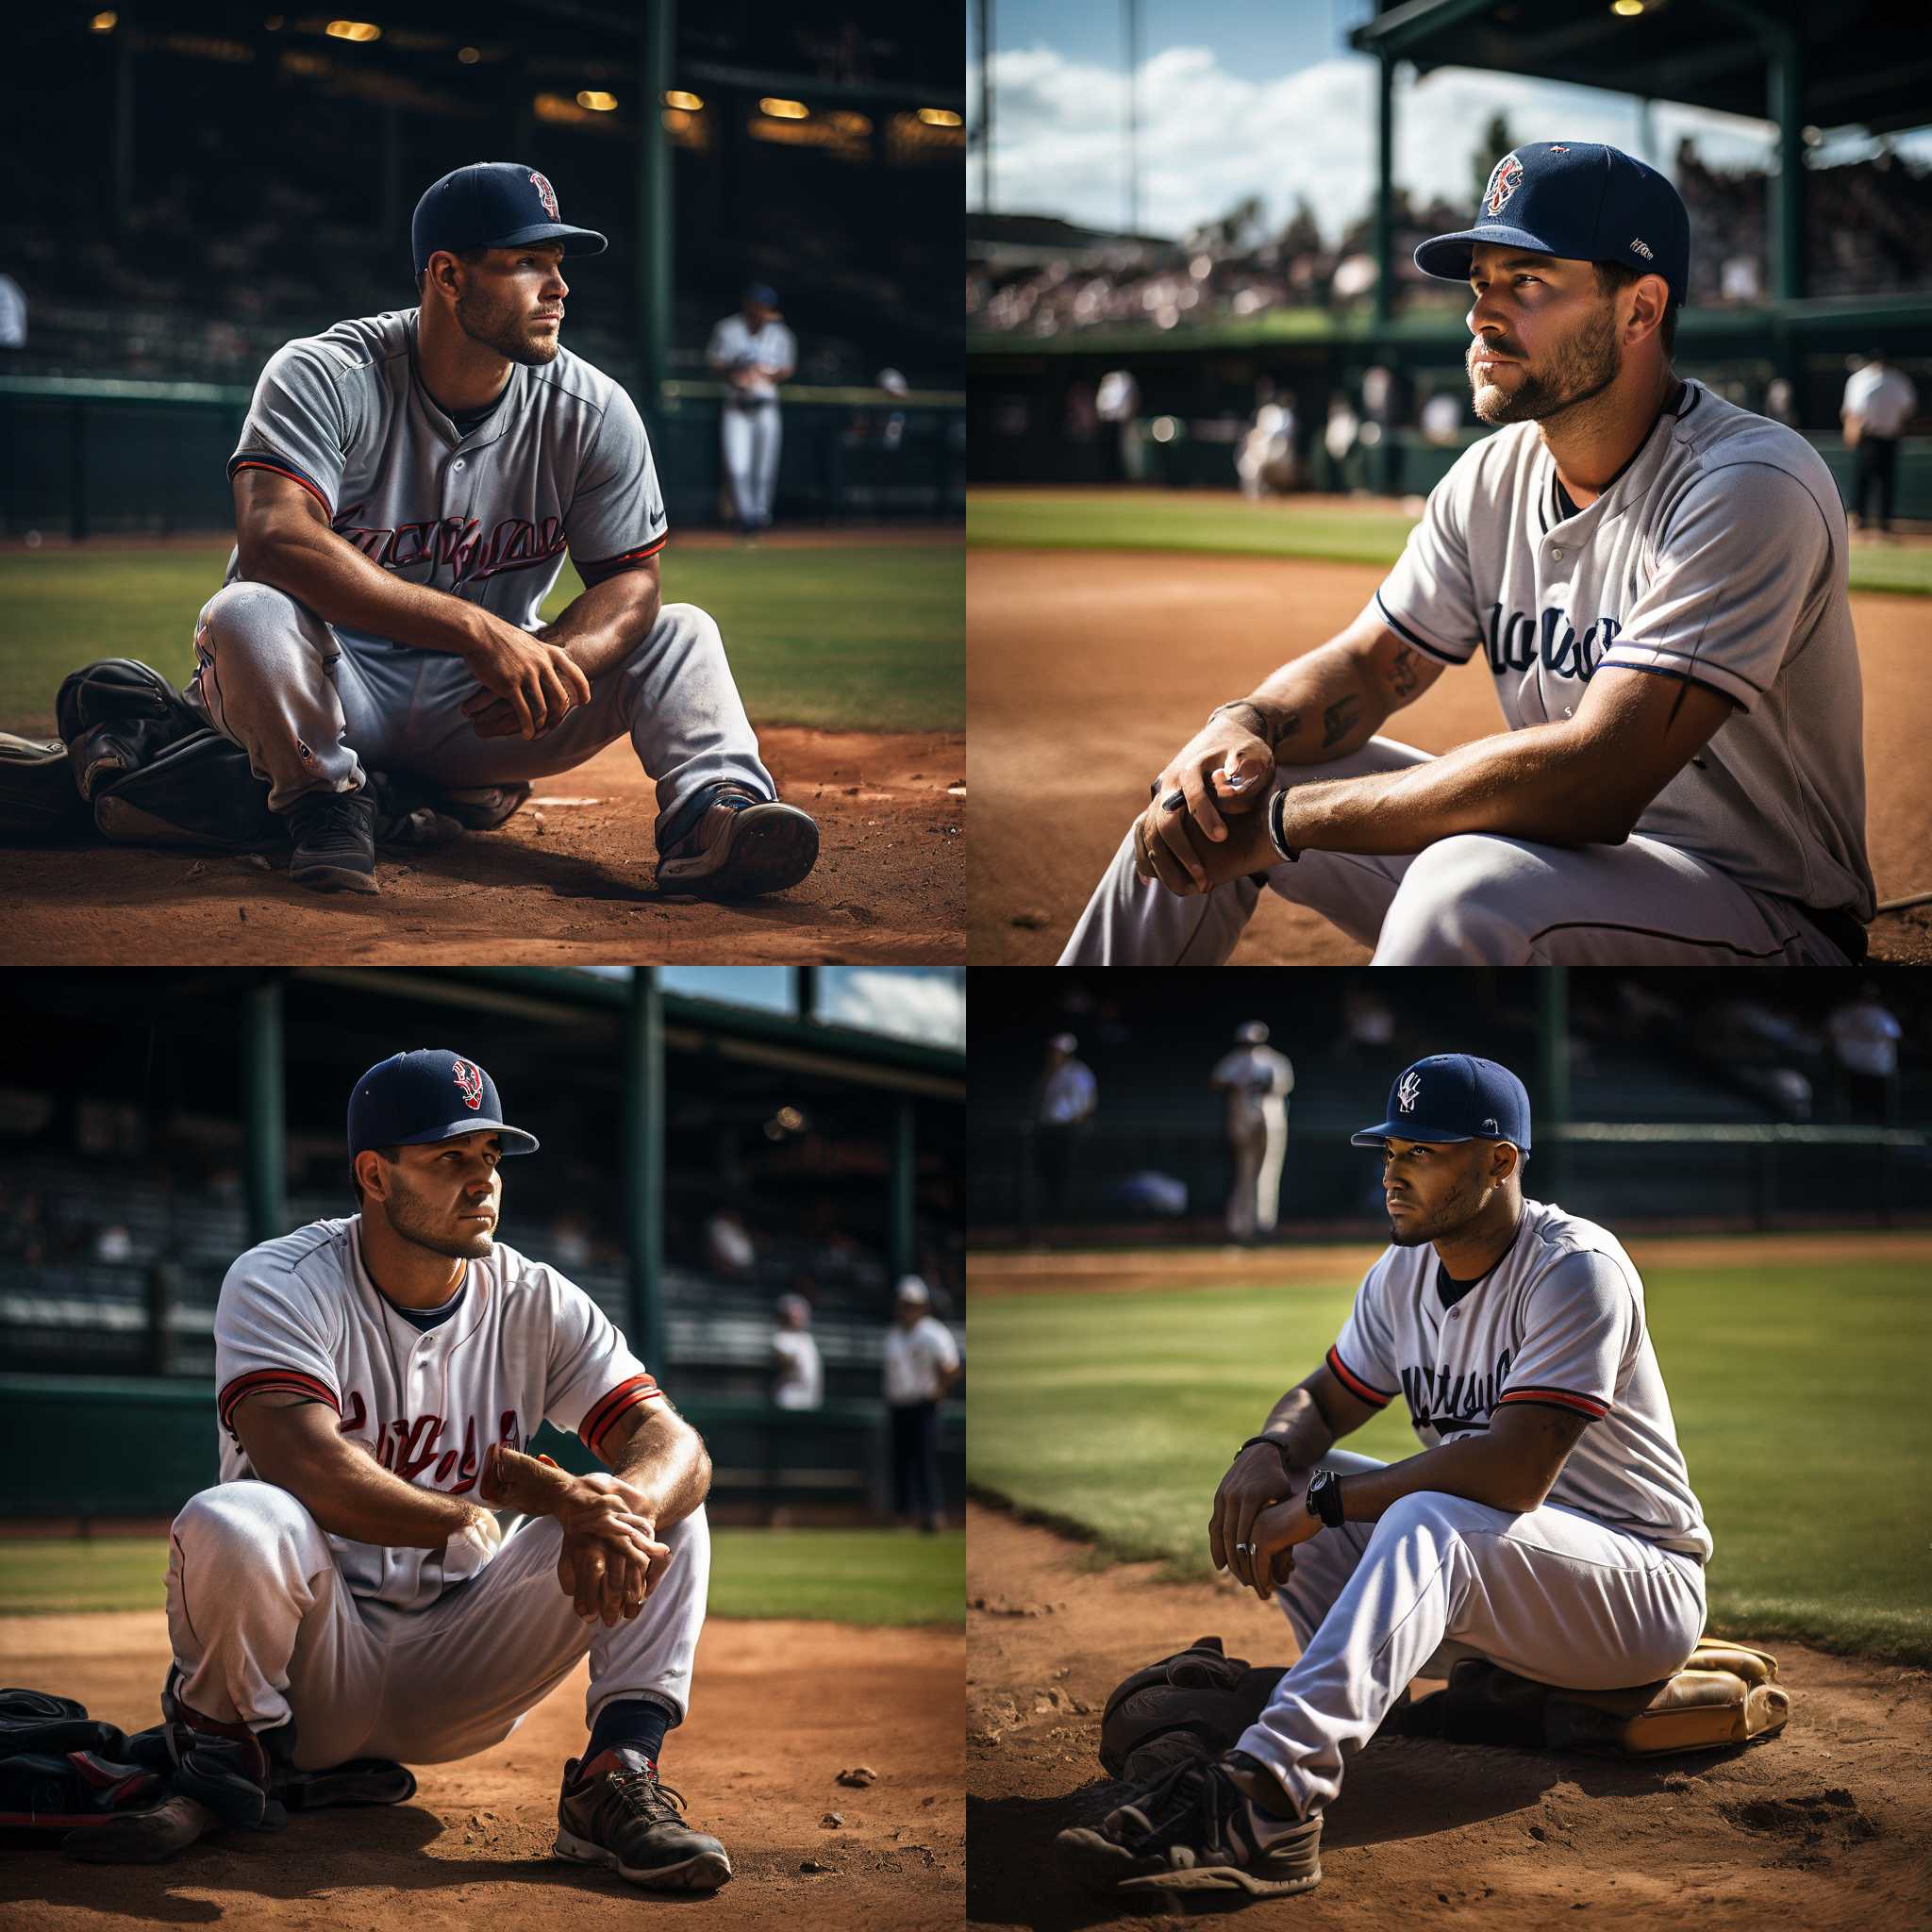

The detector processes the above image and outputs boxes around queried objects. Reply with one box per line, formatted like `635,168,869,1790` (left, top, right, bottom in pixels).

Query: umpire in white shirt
708,283,796,538
1840,349,1918,537
881,1276,960,1533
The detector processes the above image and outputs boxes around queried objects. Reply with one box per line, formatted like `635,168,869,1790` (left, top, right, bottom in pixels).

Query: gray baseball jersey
223,308,669,641
1326,1197,1711,1560
214,1215,663,1612
1374,379,1873,921
705,314,796,401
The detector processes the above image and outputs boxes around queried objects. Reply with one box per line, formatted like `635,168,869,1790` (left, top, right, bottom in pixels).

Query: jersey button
1551,546,1564,560
453,458,466,471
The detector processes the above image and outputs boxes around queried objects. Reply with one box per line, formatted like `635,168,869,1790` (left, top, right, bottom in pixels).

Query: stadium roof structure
1350,0,1932,139
1348,0,1932,311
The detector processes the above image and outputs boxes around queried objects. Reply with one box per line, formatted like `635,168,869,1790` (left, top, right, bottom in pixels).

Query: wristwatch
1305,1467,1344,1529
1267,786,1302,863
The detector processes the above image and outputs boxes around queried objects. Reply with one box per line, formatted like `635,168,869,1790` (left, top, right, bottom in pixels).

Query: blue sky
969,0,1932,242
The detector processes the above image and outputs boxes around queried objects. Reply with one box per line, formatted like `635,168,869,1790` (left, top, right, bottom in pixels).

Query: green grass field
0,542,963,735
0,1526,963,1627
967,489,1932,596
967,1258,1932,1665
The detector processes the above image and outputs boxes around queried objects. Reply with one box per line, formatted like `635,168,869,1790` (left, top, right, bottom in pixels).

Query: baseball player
1061,142,1873,967
707,285,796,540
1210,1022,1294,1242
190,162,818,898
881,1275,961,1533
1058,1053,1709,1898
157,1048,730,1888
1840,349,1918,538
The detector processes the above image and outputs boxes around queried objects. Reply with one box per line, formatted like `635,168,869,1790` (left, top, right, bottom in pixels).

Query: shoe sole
554,1825,733,1890
288,859,378,895
658,804,819,899
1055,1825,1321,1898
61,1795,222,1864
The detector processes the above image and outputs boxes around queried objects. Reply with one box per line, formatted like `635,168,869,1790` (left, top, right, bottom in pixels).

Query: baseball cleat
656,789,819,899
1054,1751,1322,1898
286,790,378,894
554,1748,732,1891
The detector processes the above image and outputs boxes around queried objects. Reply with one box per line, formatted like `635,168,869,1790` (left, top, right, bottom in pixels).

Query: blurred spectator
1841,351,1918,538
881,1275,959,1532
1031,1032,1096,1232
1420,391,1465,446
771,1292,824,1411
708,283,795,540
1826,984,1903,1124
549,1211,593,1272
1324,395,1359,473
0,274,25,348
704,1208,757,1280
1237,398,1297,501
1763,377,1796,427
1209,1022,1294,1242
1095,369,1141,484
94,1224,134,1263
1341,989,1397,1062
0,1187,50,1264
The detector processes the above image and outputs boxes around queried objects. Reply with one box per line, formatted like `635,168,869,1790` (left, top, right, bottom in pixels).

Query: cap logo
1397,1071,1423,1114
1629,236,1654,259
1481,1116,1499,1135
1484,153,1524,218
529,171,558,220
452,1058,484,1110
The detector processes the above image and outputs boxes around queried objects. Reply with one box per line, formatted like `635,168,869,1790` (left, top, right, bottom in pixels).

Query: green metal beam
890,1097,916,1285
637,3,674,405
1535,970,1570,1208
1770,33,1806,302
1374,53,1395,328
243,977,286,1247
622,970,668,1375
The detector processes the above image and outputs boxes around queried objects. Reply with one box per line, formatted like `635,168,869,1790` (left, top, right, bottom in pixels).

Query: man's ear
355,1149,390,1203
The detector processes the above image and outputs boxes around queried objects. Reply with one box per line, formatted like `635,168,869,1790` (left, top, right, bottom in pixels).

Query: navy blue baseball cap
411,162,608,276
348,1050,540,1158
744,282,779,307
1351,1055,1532,1156
1414,142,1689,308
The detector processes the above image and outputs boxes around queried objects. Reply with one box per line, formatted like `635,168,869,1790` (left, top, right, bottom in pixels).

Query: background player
1060,143,1873,968
161,1048,730,1888
707,284,796,541
193,162,818,899
1057,1053,1709,1898
1210,1022,1294,1243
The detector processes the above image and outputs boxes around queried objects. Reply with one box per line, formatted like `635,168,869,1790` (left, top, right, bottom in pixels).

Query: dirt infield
969,541,1932,964
0,729,965,965
966,1501,1932,1931
966,1229,1932,1297
0,1608,962,1932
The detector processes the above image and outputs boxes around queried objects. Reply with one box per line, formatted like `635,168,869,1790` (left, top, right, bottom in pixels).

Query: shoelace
1113,1756,1235,1856
599,1764,691,1830
298,793,370,841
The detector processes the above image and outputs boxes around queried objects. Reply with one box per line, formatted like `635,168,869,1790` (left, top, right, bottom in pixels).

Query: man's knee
1381,835,1535,964
173,1479,325,1566
198,581,314,661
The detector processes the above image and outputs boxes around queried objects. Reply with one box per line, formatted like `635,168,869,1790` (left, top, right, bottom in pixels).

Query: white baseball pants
166,1478,708,1771
1058,739,1856,966
720,400,782,528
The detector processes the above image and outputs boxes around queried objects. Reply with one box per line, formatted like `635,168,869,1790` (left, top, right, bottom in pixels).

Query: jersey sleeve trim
1325,1343,1395,1409
579,1372,665,1452
218,1368,341,1436
227,456,335,521
1597,647,1761,710
1498,1384,1609,1421
573,532,670,585
1374,592,1474,666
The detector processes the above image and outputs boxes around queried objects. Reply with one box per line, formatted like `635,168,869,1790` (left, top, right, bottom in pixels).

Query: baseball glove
1098,1636,1288,1784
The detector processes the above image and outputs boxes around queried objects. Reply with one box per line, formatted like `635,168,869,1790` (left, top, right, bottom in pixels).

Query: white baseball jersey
771,1329,824,1410
706,314,796,401
1374,379,1874,922
214,1216,664,1612
1038,1059,1097,1125
1826,999,1902,1077
1841,364,1917,439
882,1316,960,1406
1324,1198,1711,1561
1210,1044,1294,1131
223,309,669,644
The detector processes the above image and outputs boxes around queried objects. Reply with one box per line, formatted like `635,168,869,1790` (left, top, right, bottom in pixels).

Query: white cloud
820,971,967,1051
970,42,1807,245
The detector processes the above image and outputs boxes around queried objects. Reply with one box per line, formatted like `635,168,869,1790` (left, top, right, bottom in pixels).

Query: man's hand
1209,1442,1303,1592
458,610,593,740
1137,783,1280,894
481,1444,669,1625
1242,1495,1321,1603
1143,710,1276,874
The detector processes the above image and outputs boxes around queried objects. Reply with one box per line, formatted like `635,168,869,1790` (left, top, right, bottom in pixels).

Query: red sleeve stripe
218,1369,340,1435
227,458,335,520
1325,1345,1393,1408
580,1373,664,1451
1499,1386,1610,1420
574,532,669,574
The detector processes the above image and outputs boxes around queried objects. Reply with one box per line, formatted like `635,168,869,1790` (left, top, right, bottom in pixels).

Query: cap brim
494,222,608,257
391,1121,541,1155
1413,224,1559,284
1349,1122,1475,1147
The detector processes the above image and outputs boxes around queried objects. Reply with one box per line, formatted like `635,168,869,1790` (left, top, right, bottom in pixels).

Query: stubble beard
1471,300,1621,427
455,286,559,369
1387,1171,1492,1248
381,1178,496,1261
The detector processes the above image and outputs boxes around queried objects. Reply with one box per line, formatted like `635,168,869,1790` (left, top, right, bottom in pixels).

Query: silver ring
1235,1542,1254,1555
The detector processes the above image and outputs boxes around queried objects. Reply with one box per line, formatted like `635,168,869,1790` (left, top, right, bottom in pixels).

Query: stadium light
918,108,963,127
1609,0,1645,14
576,90,618,111
457,45,480,63
89,9,117,29
664,89,703,110
759,96,809,119
325,20,382,42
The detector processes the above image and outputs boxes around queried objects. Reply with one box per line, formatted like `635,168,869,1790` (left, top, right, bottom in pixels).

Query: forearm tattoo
1385,645,1421,700
1213,699,1301,749
1320,694,1362,749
